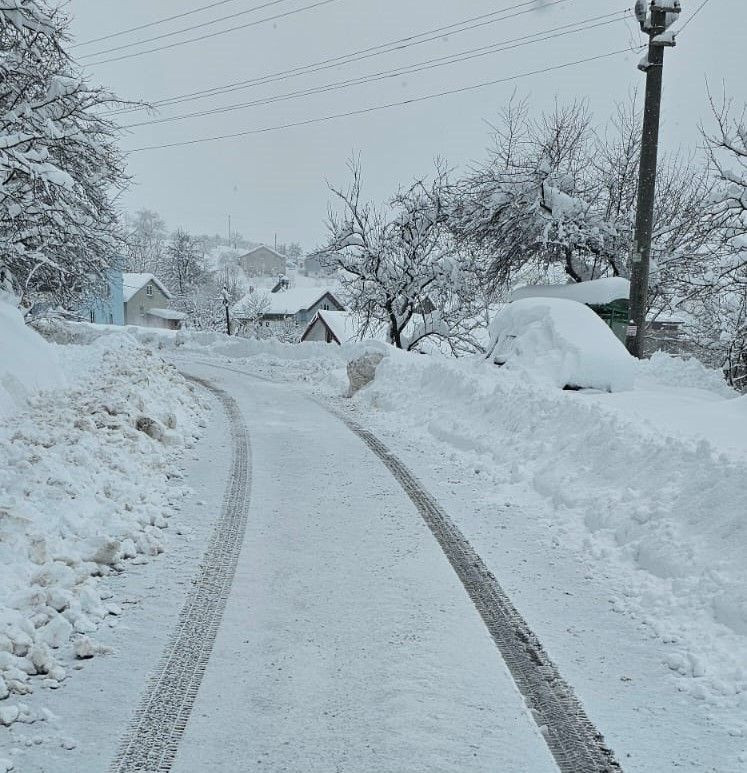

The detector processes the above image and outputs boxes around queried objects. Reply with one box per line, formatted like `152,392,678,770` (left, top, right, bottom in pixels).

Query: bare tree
449,99,621,289
232,291,271,338
165,229,205,296
683,93,747,387
124,209,167,273
315,161,483,353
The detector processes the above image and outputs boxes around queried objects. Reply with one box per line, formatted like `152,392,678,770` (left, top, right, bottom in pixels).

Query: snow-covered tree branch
315,161,484,353
0,0,130,309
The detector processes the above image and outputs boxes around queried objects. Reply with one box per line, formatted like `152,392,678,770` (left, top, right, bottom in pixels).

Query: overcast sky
68,0,744,250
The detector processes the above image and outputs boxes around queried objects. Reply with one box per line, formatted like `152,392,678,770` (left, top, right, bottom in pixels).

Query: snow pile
487,297,634,392
636,351,738,398
0,297,65,419
0,335,204,728
350,351,747,705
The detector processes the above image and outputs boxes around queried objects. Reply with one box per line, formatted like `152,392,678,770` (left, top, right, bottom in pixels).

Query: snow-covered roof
122,273,172,303
265,288,339,315
302,310,386,344
146,307,187,321
510,277,630,306
315,311,360,343
239,244,285,260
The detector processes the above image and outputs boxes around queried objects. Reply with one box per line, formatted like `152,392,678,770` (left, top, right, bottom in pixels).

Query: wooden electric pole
626,1,681,358
221,285,231,335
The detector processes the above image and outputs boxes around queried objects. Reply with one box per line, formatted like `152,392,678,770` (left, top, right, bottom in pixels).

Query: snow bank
348,351,747,706
0,297,64,418
0,331,204,728
637,351,738,398
488,297,634,392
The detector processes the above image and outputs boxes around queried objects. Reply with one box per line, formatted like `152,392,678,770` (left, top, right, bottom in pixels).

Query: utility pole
221,285,231,336
227,214,231,246
626,0,681,358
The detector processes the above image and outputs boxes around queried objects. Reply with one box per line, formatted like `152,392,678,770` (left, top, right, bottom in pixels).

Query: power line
126,47,642,153
74,0,246,47
122,13,628,129
79,0,294,59
676,0,711,35
84,0,342,66
108,0,581,115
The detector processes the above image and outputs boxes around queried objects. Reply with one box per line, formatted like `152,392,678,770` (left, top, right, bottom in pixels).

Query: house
645,311,687,355
232,287,344,331
301,310,361,344
78,269,125,325
122,273,185,330
239,245,287,277
302,254,333,278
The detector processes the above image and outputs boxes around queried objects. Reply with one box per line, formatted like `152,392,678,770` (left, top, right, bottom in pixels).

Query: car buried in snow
486,296,635,393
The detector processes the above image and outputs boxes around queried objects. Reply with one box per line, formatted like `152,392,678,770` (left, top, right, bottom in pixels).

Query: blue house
78,269,125,325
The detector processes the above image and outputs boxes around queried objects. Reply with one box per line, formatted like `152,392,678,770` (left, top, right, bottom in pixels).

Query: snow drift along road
0,297,64,419
0,325,204,735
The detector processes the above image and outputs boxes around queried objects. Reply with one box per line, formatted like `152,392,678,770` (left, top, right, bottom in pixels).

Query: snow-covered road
162,360,558,772
8,336,743,772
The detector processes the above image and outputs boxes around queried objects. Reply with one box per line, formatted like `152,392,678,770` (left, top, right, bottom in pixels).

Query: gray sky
68,0,744,250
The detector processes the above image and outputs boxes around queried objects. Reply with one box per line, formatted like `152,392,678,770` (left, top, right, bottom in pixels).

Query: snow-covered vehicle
486,297,634,392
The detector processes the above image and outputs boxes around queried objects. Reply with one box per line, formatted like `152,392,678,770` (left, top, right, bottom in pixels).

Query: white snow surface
488,297,635,391
510,277,631,305
0,324,204,735
3,320,747,769
0,297,65,419
158,330,747,712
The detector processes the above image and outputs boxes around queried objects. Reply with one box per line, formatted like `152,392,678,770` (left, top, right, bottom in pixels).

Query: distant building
301,310,366,344
122,273,186,330
302,254,333,278
232,287,344,331
78,269,125,325
645,312,687,356
239,245,287,277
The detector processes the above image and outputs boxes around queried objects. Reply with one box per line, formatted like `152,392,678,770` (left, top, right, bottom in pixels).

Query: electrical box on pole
626,1,681,358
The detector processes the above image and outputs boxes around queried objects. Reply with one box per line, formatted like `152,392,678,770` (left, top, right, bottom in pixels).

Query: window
139,304,145,317
322,303,330,310
146,284,153,297
90,310,95,323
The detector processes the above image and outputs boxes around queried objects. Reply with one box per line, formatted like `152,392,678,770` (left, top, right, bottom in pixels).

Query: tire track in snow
174,359,621,771
110,376,251,773
327,407,622,773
